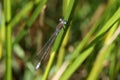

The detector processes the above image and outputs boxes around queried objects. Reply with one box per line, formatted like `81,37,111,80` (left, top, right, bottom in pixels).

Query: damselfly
34,18,67,70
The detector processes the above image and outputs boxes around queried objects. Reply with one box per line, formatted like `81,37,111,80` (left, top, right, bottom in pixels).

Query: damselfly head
59,18,67,25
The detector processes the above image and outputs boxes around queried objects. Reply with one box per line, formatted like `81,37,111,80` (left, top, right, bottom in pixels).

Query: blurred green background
0,0,120,80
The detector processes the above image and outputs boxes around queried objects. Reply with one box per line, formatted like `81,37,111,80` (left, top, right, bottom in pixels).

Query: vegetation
0,0,120,80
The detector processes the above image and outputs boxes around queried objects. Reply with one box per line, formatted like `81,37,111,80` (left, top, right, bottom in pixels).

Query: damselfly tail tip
35,62,41,70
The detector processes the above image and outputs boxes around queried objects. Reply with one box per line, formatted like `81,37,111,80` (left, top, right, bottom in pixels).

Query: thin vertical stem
4,0,12,80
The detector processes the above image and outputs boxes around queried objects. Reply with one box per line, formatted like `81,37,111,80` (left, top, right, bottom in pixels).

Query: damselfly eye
63,21,67,25
61,20,67,25
59,18,62,21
